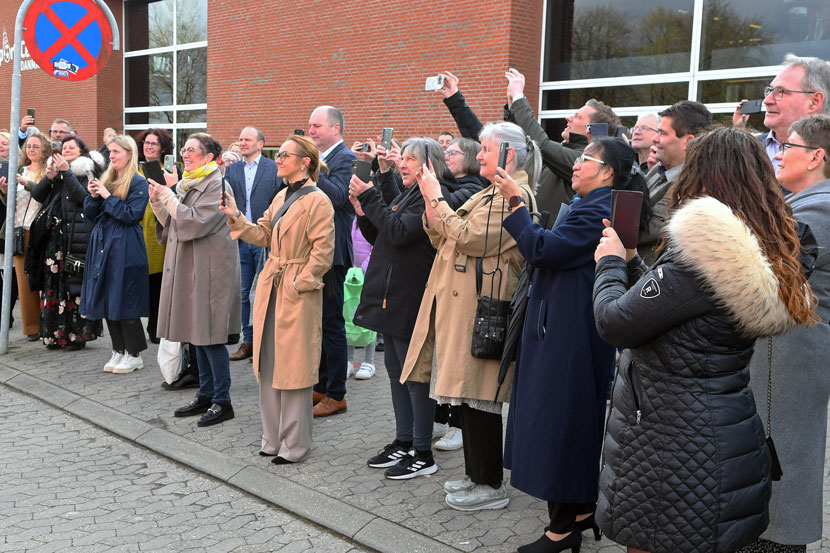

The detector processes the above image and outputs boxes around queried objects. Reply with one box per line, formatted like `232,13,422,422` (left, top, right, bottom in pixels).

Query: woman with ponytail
496,137,649,552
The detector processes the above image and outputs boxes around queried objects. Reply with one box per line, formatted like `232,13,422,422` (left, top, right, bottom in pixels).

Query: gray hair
323,106,345,136
400,137,448,179
783,53,830,114
478,121,542,189
636,112,660,126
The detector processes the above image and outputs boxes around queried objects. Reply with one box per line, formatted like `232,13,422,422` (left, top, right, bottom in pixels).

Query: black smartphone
0,161,9,181
140,161,165,184
381,128,393,150
26,108,35,124
293,128,305,136
587,123,609,142
497,141,509,170
351,159,372,182
611,190,644,249
740,99,764,115
164,154,175,173
221,178,226,206
359,143,370,153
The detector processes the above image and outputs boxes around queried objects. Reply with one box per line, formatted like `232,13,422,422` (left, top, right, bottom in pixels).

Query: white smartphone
424,75,445,91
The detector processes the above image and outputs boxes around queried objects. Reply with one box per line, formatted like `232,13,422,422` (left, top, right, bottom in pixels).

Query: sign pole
1,0,119,354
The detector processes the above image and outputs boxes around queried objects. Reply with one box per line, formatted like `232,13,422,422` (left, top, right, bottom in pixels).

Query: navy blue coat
80,174,150,321
502,186,615,503
283,141,356,268
225,155,279,224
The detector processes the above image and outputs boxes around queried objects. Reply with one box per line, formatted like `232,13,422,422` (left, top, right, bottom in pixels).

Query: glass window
543,0,695,81
126,112,173,125
177,109,207,124
176,128,206,153
697,77,770,104
543,82,689,111
125,53,174,108
177,0,207,44
700,0,830,70
126,0,174,51
176,47,207,105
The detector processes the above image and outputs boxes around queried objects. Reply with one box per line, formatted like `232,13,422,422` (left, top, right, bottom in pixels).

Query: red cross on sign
22,0,114,81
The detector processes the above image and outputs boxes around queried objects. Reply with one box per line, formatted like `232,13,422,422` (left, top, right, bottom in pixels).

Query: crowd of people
2,52,830,553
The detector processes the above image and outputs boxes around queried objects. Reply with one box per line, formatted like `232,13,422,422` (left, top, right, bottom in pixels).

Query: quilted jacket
592,197,795,553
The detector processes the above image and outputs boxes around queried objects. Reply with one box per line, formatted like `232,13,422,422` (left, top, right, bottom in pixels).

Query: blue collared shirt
762,131,782,174
243,153,261,221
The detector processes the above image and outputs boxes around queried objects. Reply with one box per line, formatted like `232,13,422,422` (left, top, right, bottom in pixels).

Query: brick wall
0,0,123,149
207,0,543,147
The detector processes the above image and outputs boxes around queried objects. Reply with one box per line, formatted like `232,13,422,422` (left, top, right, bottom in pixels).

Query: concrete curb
1,362,462,553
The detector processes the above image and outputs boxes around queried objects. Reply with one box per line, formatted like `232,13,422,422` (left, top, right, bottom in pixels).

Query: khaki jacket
401,172,534,402
230,184,335,390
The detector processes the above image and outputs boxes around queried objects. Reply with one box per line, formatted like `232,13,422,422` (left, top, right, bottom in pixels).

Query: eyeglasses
276,151,303,161
575,154,605,165
143,141,160,147
445,150,463,158
180,147,200,156
50,129,69,135
764,86,816,101
631,125,657,134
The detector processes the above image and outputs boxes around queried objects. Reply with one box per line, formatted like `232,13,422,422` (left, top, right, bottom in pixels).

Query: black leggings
458,403,503,488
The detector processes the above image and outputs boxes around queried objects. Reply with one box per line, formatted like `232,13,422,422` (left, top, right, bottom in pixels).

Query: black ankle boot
575,513,601,541
517,530,581,553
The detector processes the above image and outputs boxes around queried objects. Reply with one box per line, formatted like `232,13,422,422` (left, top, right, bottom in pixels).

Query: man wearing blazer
305,106,358,417
226,127,279,360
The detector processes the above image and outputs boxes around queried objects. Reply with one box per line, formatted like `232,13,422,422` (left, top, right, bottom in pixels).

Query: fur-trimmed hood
666,196,794,337
69,150,105,177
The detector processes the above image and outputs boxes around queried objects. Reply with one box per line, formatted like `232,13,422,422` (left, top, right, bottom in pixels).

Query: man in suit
638,100,711,266
305,106,357,417
226,126,279,360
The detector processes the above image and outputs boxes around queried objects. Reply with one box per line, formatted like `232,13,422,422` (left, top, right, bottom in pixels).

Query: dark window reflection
177,129,206,153
543,82,688,111
701,0,830,70
698,77,769,104
177,109,207,123
126,53,174,108
544,0,694,81
126,0,173,51
126,112,173,125
176,48,207,105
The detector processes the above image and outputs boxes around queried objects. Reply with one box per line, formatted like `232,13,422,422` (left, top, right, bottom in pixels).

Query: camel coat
229,184,335,390
401,173,533,403
152,169,242,345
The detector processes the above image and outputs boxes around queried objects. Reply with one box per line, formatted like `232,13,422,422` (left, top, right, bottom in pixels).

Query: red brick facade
1,0,542,149
0,0,123,148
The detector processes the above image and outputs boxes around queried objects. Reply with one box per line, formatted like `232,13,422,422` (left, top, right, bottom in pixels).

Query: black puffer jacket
592,197,794,553
31,155,99,295
353,171,479,339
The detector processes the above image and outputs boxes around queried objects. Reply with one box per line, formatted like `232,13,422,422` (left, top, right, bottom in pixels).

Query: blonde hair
99,135,139,200
0,131,16,160
18,133,51,180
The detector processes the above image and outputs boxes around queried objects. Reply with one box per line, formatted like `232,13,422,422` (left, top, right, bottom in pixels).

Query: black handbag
12,196,32,256
471,193,512,360
62,202,84,278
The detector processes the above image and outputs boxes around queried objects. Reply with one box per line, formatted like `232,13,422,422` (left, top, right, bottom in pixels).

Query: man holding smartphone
305,106,358,418
225,127,279,361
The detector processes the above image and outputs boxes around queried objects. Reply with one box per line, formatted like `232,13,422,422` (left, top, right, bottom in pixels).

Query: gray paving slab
5,371,81,407
64,396,157,440
136,427,248,481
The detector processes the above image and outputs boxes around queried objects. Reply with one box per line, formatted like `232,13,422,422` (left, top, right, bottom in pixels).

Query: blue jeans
195,344,231,405
239,240,265,344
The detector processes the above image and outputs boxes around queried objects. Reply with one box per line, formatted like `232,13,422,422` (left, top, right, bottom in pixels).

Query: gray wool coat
748,179,830,545
152,169,242,346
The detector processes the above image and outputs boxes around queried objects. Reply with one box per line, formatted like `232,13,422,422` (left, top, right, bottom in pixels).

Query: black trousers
313,265,348,401
547,501,595,534
106,318,148,356
434,404,461,428
458,403,503,488
146,272,162,339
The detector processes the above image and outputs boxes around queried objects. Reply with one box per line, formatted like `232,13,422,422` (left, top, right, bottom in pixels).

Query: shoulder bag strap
270,186,321,230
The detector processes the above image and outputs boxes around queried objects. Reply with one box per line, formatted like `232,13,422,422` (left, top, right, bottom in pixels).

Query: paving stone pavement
1,322,828,552
0,386,371,553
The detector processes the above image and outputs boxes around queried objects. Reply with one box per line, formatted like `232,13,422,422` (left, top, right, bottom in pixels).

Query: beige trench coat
153,169,242,345
401,172,534,403
229,184,335,390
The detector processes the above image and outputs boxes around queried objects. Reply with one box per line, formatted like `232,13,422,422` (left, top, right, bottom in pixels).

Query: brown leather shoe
229,342,253,361
312,390,326,406
313,396,347,417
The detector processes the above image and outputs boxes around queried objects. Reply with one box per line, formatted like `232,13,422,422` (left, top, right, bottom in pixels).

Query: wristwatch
508,195,525,209
430,197,446,208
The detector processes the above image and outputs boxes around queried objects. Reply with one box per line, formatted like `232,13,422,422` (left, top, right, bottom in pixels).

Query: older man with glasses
629,113,659,171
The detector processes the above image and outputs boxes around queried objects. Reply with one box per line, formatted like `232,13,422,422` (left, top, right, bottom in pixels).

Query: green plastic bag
343,267,376,347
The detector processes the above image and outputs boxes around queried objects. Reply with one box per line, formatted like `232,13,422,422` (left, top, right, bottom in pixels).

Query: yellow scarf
177,161,218,196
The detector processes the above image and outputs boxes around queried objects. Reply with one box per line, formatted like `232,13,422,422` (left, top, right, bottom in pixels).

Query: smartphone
221,178,226,206
497,141,509,170
163,154,175,172
86,170,95,182
140,160,165,184
293,128,305,136
740,99,764,115
0,161,9,181
587,123,609,142
424,75,445,91
351,159,372,182
26,108,35,124
359,143,370,153
381,128,393,150
610,190,644,249
51,141,62,153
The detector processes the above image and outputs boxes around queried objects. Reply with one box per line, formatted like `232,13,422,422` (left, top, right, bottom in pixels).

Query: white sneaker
355,362,375,379
446,483,509,511
435,427,463,451
104,351,123,372
346,361,357,379
433,422,449,439
111,353,144,374
443,475,474,494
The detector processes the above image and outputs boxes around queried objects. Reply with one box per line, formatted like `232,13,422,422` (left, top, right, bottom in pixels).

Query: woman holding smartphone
81,135,150,374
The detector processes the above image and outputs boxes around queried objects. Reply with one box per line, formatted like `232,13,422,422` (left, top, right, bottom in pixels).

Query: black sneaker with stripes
384,450,437,480
367,440,413,468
